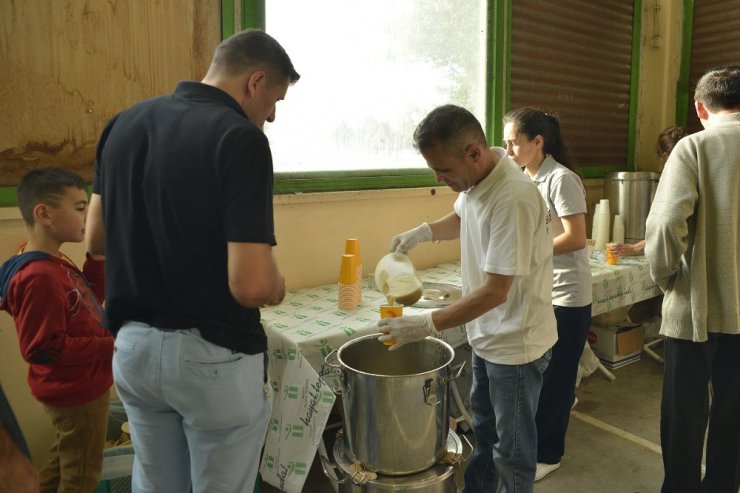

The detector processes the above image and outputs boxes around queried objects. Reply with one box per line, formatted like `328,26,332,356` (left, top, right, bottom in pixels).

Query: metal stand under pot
320,429,470,493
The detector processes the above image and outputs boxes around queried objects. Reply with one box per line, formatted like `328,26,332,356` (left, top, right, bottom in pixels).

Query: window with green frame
222,0,641,193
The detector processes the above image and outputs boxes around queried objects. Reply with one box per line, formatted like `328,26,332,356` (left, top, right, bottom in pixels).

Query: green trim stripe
503,0,512,128
222,0,235,39
486,0,509,146
627,0,643,171
675,0,694,127
275,170,438,194
577,166,631,179
0,188,17,208
0,185,95,208
242,0,264,30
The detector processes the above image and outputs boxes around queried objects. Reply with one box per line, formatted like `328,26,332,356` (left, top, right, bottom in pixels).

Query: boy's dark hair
17,167,87,227
212,29,300,84
694,65,740,112
413,104,488,157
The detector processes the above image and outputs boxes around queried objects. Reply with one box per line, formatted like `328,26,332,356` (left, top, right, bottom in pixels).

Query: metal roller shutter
686,0,740,134
509,0,635,170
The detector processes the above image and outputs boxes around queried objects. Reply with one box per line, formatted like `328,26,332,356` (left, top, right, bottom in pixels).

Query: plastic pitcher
374,253,424,306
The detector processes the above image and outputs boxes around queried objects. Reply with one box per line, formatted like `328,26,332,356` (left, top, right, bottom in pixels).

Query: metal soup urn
604,171,660,244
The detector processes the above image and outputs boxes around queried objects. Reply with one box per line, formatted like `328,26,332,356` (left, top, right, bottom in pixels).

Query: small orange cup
379,304,402,345
606,243,619,265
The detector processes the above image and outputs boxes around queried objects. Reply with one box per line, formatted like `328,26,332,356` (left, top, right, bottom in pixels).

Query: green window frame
225,0,644,192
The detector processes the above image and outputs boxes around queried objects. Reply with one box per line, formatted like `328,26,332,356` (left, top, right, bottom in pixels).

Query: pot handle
325,349,340,368
318,451,346,486
423,378,440,406
451,361,467,379
440,361,467,384
321,350,344,395
461,433,474,462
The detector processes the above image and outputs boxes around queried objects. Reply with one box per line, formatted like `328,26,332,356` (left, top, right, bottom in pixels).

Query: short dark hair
212,29,300,84
694,65,740,112
656,126,687,160
17,167,86,227
413,105,487,156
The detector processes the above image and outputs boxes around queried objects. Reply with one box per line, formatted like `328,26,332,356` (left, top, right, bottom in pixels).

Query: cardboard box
588,324,644,367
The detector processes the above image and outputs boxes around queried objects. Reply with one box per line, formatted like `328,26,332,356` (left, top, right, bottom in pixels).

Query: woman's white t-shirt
526,155,592,307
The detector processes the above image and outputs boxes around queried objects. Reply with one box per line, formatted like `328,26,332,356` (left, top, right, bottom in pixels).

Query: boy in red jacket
0,167,113,492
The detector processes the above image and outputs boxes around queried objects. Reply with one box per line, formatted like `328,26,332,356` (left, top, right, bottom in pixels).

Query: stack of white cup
612,215,625,244
593,199,611,252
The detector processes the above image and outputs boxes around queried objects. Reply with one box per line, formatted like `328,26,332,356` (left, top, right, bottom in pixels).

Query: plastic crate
94,475,131,493
96,400,134,493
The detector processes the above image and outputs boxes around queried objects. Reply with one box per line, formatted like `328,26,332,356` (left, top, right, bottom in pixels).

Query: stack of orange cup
344,238,362,305
338,254,359,311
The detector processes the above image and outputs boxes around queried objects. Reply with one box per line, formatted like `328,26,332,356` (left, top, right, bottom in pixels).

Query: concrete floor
262,345,667,493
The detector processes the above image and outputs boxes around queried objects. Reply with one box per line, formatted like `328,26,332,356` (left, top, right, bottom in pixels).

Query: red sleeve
83,253,105,303
9,274,113,367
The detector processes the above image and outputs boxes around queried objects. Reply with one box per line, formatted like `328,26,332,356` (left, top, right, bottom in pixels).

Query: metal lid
413,282,463,308
605,171,661,180
333,430,461,485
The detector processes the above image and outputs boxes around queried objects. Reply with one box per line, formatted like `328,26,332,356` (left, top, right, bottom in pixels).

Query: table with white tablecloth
258,257,660,492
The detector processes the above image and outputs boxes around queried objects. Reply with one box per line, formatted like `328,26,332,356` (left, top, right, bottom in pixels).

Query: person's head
502,108,573,170
656,126,687,163
204,29,300,127
17,167,89,243
694,65,740,127
412,105,491,192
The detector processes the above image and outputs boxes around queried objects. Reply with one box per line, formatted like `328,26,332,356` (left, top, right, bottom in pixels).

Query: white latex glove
389,223,433,254
377,313,438,351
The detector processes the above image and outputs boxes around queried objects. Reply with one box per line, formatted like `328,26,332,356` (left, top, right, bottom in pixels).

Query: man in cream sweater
645,65,740,493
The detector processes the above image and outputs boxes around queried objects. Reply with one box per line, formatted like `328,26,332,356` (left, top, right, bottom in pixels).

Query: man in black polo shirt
85,29,299,493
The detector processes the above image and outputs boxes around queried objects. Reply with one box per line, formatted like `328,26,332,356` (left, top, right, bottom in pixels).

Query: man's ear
244,70,266,99
465,143,482,163
33,203,53,226
695,100,709,121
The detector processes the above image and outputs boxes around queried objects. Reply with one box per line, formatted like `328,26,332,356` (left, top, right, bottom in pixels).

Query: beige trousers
39,391,110,493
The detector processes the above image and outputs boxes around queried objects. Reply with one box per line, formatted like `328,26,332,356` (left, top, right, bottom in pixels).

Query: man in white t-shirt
378,104,556,493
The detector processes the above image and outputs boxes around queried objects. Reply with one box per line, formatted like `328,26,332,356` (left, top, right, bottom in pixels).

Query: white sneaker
571,396,578,410
535,462,561,481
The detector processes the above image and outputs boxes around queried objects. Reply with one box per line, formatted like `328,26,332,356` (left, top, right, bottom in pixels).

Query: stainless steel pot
320,429,467,493
324,334,463,475
604,171,660,243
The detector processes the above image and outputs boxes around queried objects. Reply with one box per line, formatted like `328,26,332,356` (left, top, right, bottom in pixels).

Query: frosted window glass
265,0,487,173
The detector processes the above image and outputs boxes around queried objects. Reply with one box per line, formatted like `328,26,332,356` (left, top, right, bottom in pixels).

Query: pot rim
336,334,455,378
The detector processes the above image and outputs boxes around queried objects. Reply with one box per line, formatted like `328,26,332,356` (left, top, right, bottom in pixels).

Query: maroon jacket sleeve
83,254,105,304
9,273,113,367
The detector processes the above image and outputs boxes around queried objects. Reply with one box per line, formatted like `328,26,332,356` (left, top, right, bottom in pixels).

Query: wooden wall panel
0,0,221,185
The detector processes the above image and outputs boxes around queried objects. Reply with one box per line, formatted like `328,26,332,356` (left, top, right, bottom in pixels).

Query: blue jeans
536,304,591,464
113,322,271,493
463,350,551,493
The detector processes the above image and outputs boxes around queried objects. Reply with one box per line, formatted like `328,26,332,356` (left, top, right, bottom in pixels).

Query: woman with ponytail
502,108,592,481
